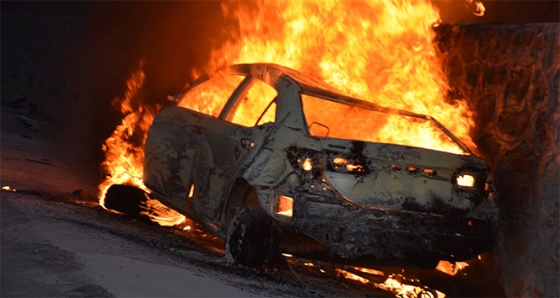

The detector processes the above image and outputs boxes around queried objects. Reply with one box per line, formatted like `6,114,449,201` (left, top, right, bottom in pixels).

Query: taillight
456,173,476,188
456,174,476,188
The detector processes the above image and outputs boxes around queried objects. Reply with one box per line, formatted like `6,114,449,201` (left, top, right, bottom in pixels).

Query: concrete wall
438,23,559,297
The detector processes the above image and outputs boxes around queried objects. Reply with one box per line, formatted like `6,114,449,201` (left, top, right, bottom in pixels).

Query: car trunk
316,137,490,215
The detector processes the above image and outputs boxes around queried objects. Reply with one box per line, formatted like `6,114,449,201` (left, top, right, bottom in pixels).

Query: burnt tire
225,208,273,268
103,184,150,221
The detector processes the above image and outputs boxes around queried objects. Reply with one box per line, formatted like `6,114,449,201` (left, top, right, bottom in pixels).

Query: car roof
230,63,340,92
230,63,429,120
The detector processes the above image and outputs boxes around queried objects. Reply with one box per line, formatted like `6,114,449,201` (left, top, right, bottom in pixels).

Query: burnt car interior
301,93,469,154
178,73,278,127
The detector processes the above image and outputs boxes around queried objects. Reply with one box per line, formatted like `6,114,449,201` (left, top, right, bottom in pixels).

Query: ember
2,185,17,192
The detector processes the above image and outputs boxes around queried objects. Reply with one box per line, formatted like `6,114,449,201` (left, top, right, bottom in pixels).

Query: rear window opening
301,94,467,154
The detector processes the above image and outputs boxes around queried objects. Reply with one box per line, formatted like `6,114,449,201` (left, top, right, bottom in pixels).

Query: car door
144,73,246,212
190,78,278,225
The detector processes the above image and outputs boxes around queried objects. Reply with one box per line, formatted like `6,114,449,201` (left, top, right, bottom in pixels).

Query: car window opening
255,98,277,126
178,74,246,117
301,94,465,154
230,79,278,127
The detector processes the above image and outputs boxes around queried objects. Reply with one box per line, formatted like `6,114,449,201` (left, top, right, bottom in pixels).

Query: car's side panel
144,106,207,210
144,104,276,227
241,76,312,188
188,114,258,223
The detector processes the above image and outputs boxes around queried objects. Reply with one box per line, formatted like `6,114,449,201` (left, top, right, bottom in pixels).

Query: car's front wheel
225,208,273,268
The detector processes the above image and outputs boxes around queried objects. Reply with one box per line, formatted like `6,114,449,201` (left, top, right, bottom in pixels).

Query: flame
379,274,444,298
98,61,186,227
435,260,470,275
338,269,370,284
203,0,476,153
337,267,445,298
465,0,486,17
98,62,147,207
142,199,188,227
281,254,444,297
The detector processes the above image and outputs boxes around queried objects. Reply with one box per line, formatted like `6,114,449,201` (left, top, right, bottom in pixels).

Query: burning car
120,63,498,268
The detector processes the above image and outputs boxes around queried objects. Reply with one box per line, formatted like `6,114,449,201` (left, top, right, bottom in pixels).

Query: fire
98,61,186,227
379,274,444,298
435,260,470,275
466,0,486,17
98,62,147,206
202,0,476,153
337,267,445,297
338,269,370,284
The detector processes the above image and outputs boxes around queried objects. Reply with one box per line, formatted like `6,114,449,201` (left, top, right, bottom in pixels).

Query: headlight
456,174,476,188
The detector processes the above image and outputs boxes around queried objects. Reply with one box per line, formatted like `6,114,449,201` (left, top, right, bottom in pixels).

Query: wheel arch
220,178,261,235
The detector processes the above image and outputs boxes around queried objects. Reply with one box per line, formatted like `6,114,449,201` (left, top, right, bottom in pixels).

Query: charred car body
141,63,498,268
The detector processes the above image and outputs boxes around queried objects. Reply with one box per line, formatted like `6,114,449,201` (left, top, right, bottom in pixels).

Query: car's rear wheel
103,184,150,222
225,207,274,268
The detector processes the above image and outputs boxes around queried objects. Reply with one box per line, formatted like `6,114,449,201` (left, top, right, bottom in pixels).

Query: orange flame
337,267,444,297
203,0,476,153
379,274,444,298
466,0,486,17
436,260,470,276
98,62,148,207
98,61,186,227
